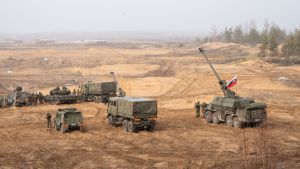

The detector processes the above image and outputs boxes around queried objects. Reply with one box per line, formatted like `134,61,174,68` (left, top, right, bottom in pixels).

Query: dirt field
0,42,299,169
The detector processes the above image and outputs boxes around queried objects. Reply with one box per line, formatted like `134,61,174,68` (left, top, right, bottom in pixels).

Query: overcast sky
0,0,299,34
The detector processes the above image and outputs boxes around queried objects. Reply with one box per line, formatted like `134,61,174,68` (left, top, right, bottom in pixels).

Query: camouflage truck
198,48,267,128
44,86,78,104
107,97,158,132
79,81,117,103
54,108,84,133
7,87,32,107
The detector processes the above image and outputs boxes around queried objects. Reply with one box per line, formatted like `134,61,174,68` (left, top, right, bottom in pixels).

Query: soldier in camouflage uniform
46,113,52,128
33,93,38,105
194,101,201,118
201,102,207,118
38,92,44,104
72,89,77,95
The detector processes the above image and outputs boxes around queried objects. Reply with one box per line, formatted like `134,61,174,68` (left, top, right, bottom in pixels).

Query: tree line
200,20,300,59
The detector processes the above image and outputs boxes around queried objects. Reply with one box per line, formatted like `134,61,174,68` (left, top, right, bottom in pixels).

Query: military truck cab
54,108,84,133
107,97,158,132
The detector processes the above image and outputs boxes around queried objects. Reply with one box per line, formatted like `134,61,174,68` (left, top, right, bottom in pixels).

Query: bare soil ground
0,42,299,169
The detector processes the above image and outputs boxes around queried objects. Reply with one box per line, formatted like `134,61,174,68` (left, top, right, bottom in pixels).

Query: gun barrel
199,48,222,82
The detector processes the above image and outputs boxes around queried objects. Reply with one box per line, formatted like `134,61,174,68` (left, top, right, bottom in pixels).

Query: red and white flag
226,76,237,89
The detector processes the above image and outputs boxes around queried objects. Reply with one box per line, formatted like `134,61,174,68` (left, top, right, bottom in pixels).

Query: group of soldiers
72,89,81,96
28,92,44,105
194,101,207,118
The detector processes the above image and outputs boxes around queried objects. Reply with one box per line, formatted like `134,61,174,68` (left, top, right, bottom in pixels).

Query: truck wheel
205,111,213,123
60,124,66,133
108,116,115,126
127,121,137,133
212,113,220,124
79,126,85,132
226,115,233,127
122,120,128,131
233,117,242,128
146,124,155,132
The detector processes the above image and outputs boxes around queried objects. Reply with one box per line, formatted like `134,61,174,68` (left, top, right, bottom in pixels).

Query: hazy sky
0,0,299,33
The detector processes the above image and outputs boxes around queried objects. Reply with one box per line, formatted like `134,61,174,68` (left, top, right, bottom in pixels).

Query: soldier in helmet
46,113,52,129
33,92,38,105
72,89,77,95
201,102,207,118
38,92,44,104
194,101,201,118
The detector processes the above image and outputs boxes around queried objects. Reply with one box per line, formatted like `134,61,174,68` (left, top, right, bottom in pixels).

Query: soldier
194,101,201,118
38,92,44,104
46,113,52,129
201,102,207,118
33,93,38,105
77,89,80,96
72,89,77,95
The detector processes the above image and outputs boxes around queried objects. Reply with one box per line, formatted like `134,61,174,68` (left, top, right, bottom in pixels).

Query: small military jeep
54,108,84,133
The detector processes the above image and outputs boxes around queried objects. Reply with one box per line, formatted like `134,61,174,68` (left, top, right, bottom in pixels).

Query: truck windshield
64,112,83,123
134,101,157,114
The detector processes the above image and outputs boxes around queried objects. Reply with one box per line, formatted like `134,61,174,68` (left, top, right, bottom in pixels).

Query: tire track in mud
160,76,197,98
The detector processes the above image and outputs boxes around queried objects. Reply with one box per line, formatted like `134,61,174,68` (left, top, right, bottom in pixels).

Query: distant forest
199,20,300,61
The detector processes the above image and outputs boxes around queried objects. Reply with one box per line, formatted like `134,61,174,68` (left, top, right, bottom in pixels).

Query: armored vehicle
107,97,157,132
54,108,84,133
79,81,117,103
198,48,267,128
7,87,32,107
44,86,78,104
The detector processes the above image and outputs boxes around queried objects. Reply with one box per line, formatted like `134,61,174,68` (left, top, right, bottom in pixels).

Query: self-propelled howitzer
199,48,236,98
198,48,267,128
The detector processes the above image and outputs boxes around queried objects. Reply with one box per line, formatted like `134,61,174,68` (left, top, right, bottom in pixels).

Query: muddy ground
0,42,299,169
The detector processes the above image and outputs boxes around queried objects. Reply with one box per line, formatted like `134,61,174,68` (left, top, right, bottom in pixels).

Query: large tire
146,124,155,132
205,111,213,123
79,126,85,132
61,124,66,133
122,120,128,132
55,123,60,131
233,117,242,128
226,115,233,127
212,113,220,124
127,121,137,133
108,116,115,126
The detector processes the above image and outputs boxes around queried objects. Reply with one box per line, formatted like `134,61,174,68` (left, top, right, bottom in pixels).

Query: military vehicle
44,86,78,104
107,97,157,132
198,48,267,128
7,87,32,107
79,81,117,103
54,108,84,133
110,72,126,97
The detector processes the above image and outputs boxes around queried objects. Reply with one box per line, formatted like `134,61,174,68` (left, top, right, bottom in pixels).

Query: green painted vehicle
107,97,158,132
54,108,84,133
44,86,78,104
79,81,117,103
7,87,32,107
198,48,267,128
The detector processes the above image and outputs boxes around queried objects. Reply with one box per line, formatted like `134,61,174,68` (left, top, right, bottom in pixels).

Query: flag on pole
227,76,237,89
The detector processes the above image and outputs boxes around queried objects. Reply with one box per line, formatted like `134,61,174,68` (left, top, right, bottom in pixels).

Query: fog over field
0,0,299,40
